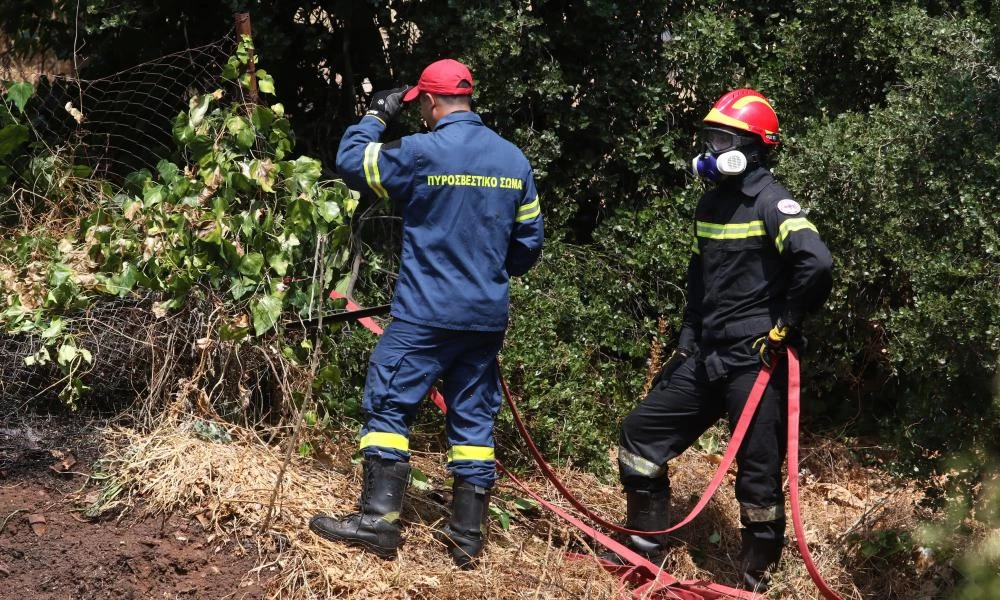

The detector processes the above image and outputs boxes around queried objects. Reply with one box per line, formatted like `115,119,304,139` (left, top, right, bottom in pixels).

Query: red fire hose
327,292,841,599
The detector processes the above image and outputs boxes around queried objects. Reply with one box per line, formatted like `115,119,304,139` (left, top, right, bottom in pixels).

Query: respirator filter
692,150,748,181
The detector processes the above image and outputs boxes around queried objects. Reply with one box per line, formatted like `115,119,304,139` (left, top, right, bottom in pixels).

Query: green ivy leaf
226,115,255,151
157,160,180,185
172,111,195,144
24,347,50,366
315,364,341,387
48,263,73,289
268,252,290,276
251,294,282,336
109,262,138,296
317,200,341,223
250,105,275,131
297,441,313,457
229,276,257,300
71,163,92,178
513,497,539,512
222,56,240,80
5,81,34,113
290,155,322,191
143,184,165,208
236,35,253,63
257,69,275,95
57,343,79,366
188,94,213,128
498,510,511,530
40,318,65,340
239,252,265,277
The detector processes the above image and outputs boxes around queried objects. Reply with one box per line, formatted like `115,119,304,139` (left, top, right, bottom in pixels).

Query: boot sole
309,520,399,560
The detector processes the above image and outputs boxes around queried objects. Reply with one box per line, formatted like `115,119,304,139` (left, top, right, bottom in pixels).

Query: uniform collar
738,166,775,197
433,111,483,130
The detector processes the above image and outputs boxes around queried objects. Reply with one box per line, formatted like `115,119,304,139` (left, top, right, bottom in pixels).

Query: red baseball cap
402,59,474,102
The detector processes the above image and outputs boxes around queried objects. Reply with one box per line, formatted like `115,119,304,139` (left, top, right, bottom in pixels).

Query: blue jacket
337,112,544,331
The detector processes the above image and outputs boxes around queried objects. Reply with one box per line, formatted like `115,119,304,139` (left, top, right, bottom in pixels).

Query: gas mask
692,150,749,181
692,127,757,181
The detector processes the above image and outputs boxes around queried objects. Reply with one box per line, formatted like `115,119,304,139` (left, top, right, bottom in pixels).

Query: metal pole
234,12,259,104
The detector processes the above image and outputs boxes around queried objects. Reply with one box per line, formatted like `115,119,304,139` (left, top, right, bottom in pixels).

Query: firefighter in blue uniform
309,59,544,569
607,89,833,591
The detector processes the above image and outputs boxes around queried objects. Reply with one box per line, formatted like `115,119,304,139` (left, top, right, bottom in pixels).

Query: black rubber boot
600,488,670,564
309,457,411,559
739,529,784,591
434,478,490,569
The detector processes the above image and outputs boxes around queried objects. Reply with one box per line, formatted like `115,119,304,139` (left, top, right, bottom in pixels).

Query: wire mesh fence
1,30,261,410
0,290,288,420
3,33,237,185
0,295,190,407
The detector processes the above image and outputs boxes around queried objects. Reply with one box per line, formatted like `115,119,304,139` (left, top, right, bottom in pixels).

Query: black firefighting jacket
677,167,833,357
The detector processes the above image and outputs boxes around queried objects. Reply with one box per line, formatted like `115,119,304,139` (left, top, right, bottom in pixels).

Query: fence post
234,12,259,104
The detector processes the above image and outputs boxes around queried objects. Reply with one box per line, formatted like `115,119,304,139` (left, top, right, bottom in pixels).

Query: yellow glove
753,322,789,368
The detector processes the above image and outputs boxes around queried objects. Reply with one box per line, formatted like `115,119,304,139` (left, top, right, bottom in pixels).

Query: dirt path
0,416,270,599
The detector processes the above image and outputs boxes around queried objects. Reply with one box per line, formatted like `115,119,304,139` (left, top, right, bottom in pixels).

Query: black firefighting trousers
617,345,788,541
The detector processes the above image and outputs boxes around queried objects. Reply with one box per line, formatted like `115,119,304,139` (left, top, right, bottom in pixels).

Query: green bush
779,8,1000,462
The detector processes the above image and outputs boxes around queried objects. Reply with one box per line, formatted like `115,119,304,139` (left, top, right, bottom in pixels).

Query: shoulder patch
777,199,802,215
382,139,402,150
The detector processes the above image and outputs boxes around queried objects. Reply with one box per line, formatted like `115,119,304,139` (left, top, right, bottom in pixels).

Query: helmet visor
700,127,757,153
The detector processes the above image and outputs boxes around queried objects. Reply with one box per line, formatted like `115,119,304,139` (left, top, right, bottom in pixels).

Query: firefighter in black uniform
609,88,833,591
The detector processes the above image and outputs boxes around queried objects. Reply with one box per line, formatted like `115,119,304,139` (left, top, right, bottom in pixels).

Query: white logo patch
777,199,801,215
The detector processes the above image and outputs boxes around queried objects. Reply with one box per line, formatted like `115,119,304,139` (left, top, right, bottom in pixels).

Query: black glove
365,86,411,124
753,319,791,368
651,348,689,388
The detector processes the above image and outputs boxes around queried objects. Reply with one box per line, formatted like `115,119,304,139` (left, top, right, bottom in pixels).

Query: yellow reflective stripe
696,220,766,239
359,431,409,452
705,108,752,131
618,447,667,478
774,217,818,253
517,197,539,214
516,196,541,222
740,503,785,523
363,142,389,199
732,95,773,110
447,445,496,462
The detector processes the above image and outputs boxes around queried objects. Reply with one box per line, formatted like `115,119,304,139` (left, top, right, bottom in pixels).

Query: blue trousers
359,319,505,488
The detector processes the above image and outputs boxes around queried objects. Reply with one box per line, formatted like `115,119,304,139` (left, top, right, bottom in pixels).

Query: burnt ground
0,413,272,599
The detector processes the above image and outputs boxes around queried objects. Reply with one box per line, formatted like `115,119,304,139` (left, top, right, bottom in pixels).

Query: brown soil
0,416,270,599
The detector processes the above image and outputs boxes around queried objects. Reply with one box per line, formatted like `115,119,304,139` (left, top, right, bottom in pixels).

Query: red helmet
703,88,780,146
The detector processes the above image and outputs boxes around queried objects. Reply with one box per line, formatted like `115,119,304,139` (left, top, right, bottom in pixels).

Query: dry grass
95,416,620,599
89,411,937,599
